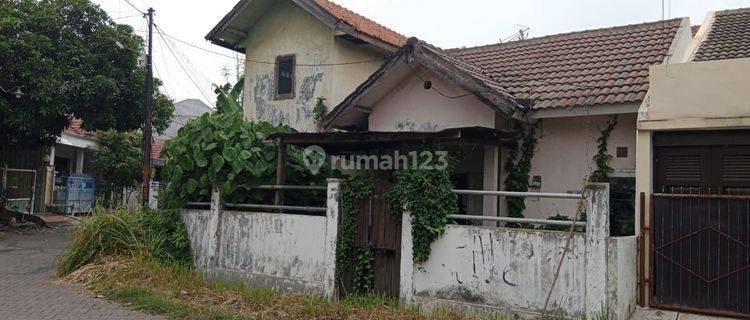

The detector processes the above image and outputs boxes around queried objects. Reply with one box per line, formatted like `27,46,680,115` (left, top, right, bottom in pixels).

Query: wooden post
274,141,287,206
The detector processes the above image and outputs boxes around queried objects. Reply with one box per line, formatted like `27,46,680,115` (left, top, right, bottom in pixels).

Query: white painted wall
525,114,637,219
368,68,496,132
638,57,750,130
241,1,387,132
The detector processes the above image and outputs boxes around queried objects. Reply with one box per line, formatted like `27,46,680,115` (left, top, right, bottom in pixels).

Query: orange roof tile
313,0,406,48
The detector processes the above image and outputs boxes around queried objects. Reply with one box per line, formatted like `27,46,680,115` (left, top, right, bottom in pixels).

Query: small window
274,54,295,100
617,147,628,158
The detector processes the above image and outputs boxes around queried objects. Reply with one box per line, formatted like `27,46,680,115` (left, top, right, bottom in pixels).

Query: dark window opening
275,55,295,100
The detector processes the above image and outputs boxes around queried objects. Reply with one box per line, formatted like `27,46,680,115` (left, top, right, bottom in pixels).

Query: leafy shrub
162,108,332,207
57,206,192,276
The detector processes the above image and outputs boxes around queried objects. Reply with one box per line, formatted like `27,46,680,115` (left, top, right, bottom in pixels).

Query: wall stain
393,118,441,132
251,71,324,130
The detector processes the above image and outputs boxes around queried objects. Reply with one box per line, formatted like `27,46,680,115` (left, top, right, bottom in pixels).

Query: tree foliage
92,130,142,192
0,0,174,145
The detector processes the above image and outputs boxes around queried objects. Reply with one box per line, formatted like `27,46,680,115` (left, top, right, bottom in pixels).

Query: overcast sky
92,0,750,106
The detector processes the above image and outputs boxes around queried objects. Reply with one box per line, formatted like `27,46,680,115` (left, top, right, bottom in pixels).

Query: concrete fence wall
180,179,341,298
399,183,638,320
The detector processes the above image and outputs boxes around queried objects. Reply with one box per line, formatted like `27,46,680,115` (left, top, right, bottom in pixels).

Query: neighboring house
206,0,406,132
158,98,213,139
635,8,750,317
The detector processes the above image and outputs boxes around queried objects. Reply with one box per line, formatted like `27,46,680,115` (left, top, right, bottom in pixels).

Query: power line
155,27,214,105
156,27,391,67
122,0,145,15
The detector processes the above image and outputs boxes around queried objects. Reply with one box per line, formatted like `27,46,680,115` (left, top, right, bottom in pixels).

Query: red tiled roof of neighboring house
151,138,166,160
691,25,701,37
65,119,165,160
449,19,683,109
313,0,407,48
693,8,750,62
64,119,97,138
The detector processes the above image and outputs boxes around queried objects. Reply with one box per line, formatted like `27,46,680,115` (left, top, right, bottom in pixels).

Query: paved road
0,225,164,320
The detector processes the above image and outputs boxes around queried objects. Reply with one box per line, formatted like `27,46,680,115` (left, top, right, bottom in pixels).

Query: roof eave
206,0,401,54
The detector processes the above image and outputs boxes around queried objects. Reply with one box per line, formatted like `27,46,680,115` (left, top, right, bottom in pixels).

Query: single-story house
208,0,693,223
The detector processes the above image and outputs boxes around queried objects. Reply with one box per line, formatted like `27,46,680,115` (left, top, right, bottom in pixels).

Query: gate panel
339,177,401,299
652,193,750,318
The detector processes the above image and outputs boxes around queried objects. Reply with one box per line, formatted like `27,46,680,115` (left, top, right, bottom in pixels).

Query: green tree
0,0,174,145
93,130,142,194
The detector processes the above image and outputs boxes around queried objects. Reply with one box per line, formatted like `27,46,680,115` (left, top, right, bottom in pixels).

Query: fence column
207,185,223,267
399,210,415,305
584,182,610,318
323,178,341,300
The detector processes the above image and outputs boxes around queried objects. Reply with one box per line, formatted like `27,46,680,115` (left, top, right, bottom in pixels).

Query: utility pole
142,7,155,207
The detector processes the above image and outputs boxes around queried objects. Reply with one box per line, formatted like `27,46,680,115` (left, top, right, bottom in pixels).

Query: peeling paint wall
368,67,497,132
402,184,637,319
241,0,387,132
414,226,587,316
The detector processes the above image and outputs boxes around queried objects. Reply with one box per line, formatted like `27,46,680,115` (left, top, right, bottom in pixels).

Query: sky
92,0,750,107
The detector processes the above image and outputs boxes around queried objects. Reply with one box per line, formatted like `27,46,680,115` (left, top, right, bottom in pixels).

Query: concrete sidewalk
0,225,164,320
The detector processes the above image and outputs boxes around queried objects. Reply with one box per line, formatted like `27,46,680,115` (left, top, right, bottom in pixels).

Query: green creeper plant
386,155,457,264
589,115,618,183
503,123,539,227
335,174,373,288
313,97,328,126
353,247,375,294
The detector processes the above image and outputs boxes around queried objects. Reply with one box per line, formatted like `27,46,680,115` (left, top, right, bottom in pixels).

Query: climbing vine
335,174,373,292
386,155,457,264
503,122,539,226
589,115,618,183
313,97,328,126
352,247,375,293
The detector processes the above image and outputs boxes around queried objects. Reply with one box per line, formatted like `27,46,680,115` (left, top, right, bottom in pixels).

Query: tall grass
57,206,192,276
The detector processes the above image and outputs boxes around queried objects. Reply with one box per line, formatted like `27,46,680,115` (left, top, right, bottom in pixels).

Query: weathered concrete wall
525,114,636,219
241,1,387,132
181,180,341,298
607,236,638,320
411,225,587,317
368,67,497,132
401,184,635,319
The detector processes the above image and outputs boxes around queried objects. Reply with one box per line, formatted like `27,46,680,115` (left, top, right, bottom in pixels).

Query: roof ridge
448,18,684,53
714,7,750,15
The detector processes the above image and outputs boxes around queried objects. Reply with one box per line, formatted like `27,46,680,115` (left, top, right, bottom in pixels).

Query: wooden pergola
265,126,519,204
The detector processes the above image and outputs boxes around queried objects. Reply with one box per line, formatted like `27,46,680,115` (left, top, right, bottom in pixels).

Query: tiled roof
65,119,165,160
417,39,510,96
64,119,96,138
313,0,407,47
449,19,683,109
151,138,166,160
691,25,701,37
693,8,750,62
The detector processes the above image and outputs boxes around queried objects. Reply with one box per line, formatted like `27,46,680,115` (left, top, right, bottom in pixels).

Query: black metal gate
651,193,750,318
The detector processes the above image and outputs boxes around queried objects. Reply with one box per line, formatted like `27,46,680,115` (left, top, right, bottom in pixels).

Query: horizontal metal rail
252,185,327,191
185,202,326,213
453,189,582,199
449,214,586,227
653,193,750,200
7,198,32,201
4,168,37,173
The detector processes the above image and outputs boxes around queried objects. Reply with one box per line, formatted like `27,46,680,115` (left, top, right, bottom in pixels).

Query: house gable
233,0,397,132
